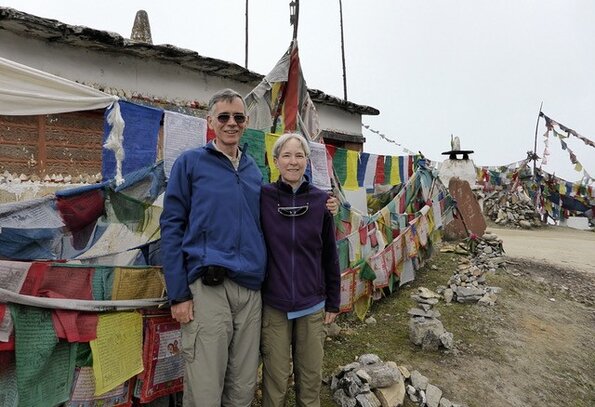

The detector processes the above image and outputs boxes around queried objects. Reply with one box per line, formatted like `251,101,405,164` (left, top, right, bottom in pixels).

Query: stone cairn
330,354,466,407
406,369,467,407
482,188,541,229
408,287,454,351
437,232,505,306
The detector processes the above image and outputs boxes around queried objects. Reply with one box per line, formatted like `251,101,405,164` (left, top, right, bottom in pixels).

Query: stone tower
130,10,152,44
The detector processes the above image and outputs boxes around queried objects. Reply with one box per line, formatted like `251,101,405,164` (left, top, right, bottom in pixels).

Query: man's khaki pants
261,304,326,407
181,278,261,407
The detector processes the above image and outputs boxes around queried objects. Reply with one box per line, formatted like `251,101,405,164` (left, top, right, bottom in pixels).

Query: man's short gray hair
272,133,311,159
208,89,246,115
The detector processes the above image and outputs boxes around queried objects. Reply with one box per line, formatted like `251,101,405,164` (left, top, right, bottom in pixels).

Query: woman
260,133,341,407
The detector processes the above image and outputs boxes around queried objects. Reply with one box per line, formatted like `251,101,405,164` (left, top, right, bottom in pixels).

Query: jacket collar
276,174,311,194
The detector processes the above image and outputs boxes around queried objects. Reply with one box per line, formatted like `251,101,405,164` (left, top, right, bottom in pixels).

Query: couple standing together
160,88,341,406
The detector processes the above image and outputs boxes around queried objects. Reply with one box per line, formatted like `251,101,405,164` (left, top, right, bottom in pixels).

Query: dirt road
489,225,595,274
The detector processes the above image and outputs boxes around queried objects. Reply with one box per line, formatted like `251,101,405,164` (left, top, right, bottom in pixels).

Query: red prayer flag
375,156,385,185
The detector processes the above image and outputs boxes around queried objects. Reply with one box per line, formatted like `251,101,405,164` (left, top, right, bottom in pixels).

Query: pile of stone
406,369,467,407
483,188,541,229
438,262,501,306
468,232,507,272
408,287,453,350
331,354,406,407
330,354,467,407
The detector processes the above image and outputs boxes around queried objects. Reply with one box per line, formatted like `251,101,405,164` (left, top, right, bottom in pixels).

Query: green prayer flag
241,129,270,182
359,261,377,281
337,239,350,271
10,304,78,407
332,148,348,186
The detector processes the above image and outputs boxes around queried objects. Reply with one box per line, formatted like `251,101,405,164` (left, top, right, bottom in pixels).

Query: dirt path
317,225,595,407
489,225,595,274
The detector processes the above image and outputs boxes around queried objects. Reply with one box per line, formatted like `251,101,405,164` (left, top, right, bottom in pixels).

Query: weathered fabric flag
245,40,320,140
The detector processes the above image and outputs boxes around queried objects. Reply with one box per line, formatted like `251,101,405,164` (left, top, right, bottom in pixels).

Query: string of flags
540,112,594,185
362,123,418,156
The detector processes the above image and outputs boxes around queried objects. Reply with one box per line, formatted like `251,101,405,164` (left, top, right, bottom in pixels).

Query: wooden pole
244,0,249,68
339,0,347,100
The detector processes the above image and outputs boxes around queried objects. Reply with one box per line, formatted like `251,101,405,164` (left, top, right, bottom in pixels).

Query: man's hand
171,300,194,324
324,311,339,325
326,195,340,216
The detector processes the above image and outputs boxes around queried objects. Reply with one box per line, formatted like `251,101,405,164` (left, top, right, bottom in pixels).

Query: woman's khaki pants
261,305,326,407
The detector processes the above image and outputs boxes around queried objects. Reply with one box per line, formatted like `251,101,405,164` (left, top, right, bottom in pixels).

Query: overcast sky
3,0,594,183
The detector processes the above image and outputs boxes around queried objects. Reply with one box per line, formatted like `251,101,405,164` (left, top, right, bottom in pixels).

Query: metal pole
292,0,300,40
339,0,347,100
245,0,249,68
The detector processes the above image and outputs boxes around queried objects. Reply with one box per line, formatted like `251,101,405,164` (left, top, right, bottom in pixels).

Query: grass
253,247,595,406
319,251,472,405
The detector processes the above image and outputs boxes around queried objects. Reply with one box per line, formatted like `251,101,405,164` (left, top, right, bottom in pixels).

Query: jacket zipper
291,192,296,307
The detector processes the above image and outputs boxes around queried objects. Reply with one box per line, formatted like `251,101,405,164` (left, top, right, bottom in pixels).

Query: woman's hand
324,311,339,324
325,195,340,215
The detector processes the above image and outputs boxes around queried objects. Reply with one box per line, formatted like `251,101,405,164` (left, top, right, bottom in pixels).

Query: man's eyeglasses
216,113,247,124
277,204,309,217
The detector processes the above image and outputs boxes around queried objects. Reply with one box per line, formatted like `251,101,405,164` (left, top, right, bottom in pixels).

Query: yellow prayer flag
265,133,281,183
111,266,165,300
141,205,162,241
90,312,143,396
353,294,371,321
343,150,359,190
380,206,391,229
390,156,401,185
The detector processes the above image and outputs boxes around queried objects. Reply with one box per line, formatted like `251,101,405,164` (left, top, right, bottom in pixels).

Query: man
160,88,266,406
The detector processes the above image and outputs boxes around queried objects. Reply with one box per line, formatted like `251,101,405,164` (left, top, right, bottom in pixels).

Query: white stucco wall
1,31,364,138
1,31,254,105
316,103,362,135
438,159,478,188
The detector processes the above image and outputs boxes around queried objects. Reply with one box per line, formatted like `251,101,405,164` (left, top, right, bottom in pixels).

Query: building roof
0,7,379,116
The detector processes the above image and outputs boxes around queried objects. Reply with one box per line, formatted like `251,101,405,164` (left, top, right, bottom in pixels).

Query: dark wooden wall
0,110,104,178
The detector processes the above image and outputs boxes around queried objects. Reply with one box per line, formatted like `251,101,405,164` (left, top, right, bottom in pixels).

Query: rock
356,369,372,383
410,295,439,305
408,308,441,319
416,287,441,299
425,383,443,407
410,370,429,391
326,322,342,337
420,303,432,312
519,220,532,229
363,361,402,388
355,392,382,407
343,362,361,372
439,397,453,407
373,377,406,407
409,317,444,345
478,293,497,306
482,233,497,241
339,373,363,397
333,389,357,407
365,316,377,325
443,288,454,304
439,331,454,349
397,365,410,380
453,286,486,303
359,354,381,365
